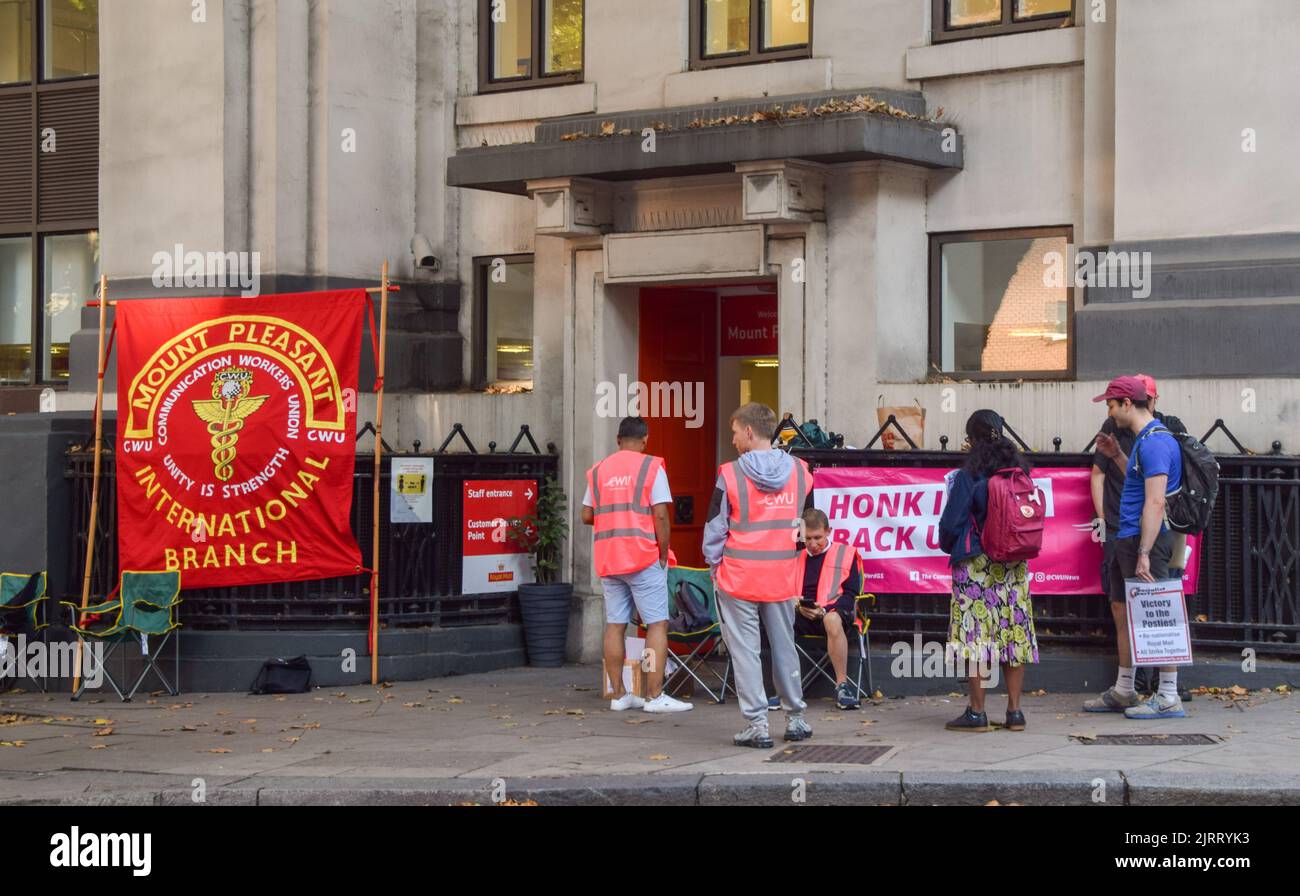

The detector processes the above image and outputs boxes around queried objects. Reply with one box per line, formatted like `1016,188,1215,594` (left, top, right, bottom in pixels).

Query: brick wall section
981,237,1068,371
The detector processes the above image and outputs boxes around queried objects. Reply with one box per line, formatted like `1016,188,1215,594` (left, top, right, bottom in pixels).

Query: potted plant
508,476,572,667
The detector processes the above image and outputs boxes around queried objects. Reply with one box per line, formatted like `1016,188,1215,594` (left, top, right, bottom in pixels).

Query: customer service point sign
1126,578,1194,666
462,480,538,593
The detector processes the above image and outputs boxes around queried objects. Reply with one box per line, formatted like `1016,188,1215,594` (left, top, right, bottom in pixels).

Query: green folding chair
638,565,732,704
1,572,50,692
794,592,877,702
63,571,182,702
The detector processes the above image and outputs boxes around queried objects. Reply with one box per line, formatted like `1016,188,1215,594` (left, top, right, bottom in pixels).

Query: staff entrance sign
1125,579,1194,666
462,480,538,593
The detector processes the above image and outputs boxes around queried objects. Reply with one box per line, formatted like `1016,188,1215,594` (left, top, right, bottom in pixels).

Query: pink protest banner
813,467,1201,596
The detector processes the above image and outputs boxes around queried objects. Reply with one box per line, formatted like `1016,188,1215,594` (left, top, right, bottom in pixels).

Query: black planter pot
517,582,573,668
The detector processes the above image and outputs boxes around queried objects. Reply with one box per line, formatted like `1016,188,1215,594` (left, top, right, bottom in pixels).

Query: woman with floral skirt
938,410,1040,732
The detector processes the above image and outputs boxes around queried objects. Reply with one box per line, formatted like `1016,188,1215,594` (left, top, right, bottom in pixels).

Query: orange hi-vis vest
587,450,665,577
801,541,857,608
715,455,811,602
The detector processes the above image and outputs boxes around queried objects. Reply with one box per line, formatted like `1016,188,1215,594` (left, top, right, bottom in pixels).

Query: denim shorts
601,561,669,625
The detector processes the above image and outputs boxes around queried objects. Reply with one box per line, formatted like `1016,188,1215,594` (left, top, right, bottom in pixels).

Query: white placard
390,458,434,524
1125,578,1194,667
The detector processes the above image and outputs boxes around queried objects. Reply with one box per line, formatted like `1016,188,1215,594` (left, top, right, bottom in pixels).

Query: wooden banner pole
370,261,391,685
73,275,109,693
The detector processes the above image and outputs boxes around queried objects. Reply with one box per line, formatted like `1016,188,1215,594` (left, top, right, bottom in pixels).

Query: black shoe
945,707,992,732
1179,688,1193,703
1005,709,1026,731
835,681,861,710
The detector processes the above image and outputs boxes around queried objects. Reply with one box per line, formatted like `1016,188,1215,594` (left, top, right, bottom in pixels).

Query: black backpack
667,581,712,633
249,656,313,695
1135,425,1220,535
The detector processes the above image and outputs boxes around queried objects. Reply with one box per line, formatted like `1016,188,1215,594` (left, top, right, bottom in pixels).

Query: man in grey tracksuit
704,404,814,748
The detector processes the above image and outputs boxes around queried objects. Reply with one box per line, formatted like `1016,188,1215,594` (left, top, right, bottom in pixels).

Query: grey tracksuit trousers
717,590,807,730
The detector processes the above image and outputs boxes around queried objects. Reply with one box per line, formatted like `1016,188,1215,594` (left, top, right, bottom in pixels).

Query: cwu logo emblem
191,368,268,482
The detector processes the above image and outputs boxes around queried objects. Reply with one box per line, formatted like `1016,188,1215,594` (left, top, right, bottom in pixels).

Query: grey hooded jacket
702,449,812,569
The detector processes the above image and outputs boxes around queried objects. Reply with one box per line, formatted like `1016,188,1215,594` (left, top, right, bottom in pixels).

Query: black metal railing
66,424,559,631
792,416,1300,658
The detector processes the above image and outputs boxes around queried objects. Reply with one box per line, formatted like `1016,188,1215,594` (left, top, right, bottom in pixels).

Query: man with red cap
1085,376,1187,719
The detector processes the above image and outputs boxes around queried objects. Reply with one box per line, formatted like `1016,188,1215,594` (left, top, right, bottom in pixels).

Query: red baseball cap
1093,375,1149,403
1134,373,1159,400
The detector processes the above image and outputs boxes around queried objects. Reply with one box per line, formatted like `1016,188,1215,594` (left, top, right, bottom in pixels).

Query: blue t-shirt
1117,421,1183,539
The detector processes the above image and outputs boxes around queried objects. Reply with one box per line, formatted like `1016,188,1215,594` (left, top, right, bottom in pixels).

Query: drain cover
767,744,892,764
1073,734,1221,746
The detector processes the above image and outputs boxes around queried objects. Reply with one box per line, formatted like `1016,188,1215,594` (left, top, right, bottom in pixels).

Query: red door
639,289,717,568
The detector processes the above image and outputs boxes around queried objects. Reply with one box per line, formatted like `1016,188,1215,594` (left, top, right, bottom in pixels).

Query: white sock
1158,671,1179,701
1115,667,1136,695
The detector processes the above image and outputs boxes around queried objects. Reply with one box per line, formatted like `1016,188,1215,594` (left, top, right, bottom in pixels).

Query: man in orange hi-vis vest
794,508,864,711
582,417,693,714
703,403,814,748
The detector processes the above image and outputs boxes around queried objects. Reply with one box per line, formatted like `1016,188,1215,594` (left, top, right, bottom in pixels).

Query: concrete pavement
1,665,1297,805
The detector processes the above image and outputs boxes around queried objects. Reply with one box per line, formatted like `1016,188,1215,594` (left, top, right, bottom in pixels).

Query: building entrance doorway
637,283,778,567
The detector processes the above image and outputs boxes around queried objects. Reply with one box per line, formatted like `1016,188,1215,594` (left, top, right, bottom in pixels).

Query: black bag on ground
249,656,313,695
667,581,712,633
1136,426,1220,535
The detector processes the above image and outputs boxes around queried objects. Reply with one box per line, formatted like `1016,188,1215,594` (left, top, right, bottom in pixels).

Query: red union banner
813,467,1202,595
115,290,366,588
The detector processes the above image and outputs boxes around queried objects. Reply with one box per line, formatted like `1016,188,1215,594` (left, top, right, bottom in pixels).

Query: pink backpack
979,468,1046,563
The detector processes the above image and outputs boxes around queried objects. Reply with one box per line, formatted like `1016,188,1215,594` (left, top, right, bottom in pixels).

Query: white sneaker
609,693,646,712
643,693,694,713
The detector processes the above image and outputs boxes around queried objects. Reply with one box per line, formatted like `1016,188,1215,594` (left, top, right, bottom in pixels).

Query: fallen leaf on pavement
647,754,671,761
94,727,114,737
447,698,464,705
403,702,424,708
205,748,232,754
90,744,109,750
349,699,370,704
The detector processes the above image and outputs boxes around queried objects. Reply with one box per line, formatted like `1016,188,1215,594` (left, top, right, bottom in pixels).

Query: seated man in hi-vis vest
703,403,815,748
794,508,863,710
582,417,693,714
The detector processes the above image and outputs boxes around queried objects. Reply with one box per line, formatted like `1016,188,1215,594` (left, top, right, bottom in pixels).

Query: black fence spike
436,423,478,455
508,425,542,455
864,414,918,450
1200,419,1251,455
1000,420,1031,453
354,421,394,454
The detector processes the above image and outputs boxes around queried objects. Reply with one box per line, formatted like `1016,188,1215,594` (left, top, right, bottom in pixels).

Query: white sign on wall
390,458,434,524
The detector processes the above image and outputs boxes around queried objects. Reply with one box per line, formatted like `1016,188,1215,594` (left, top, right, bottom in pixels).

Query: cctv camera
411,235,441,272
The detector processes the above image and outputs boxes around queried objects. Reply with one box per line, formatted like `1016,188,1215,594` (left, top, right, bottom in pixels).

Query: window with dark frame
929,228,1074,381
478,0,583,93
932,0,1072,44
0,0,99,389
473,255,535,392
690,0,812,70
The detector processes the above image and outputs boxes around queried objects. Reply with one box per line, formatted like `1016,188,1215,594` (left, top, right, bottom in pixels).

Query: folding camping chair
0,572,50,692
62,570,182,702
638,565,732,704
794,592,877,702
